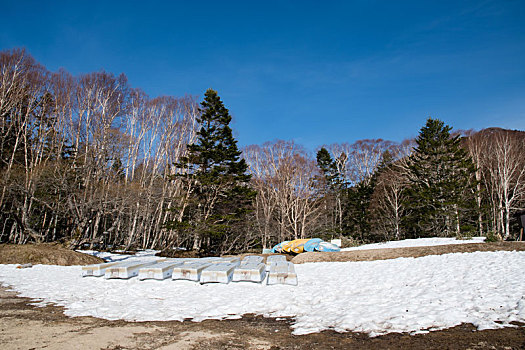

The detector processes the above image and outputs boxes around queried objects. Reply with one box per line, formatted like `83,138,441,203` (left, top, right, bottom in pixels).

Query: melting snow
77,249,160,262
341,237,486,251
1,250,524,336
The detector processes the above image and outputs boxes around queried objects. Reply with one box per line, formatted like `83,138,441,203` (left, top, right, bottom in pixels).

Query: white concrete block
138,260,184,280
200,257,221,262
181,258,200,264
265,255,287,271
172,261,212,281
232,262,266,283
104,261,158,279
331,239,342,247
82,261,122,277
241,255,264,264
211,257,241,265
200,263,237,284
267,262,298,286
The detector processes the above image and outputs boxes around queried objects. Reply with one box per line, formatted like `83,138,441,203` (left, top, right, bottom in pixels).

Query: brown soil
1,286,524,349
0,243,104,266
158,249,202,259
292,241,525,264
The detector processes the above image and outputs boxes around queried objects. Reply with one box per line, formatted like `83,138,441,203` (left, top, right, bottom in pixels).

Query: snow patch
341,237,486,251
77,249,160,262
1,250,524,336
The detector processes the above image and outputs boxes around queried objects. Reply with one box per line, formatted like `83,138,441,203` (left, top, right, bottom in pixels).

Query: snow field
341,237,486,251
0,250,524,336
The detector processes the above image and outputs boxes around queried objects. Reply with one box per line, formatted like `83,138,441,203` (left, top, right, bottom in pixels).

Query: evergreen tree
316,147,347,236
317,147,339,187
344,179,375,241
167,89,255,254
402,118,478,238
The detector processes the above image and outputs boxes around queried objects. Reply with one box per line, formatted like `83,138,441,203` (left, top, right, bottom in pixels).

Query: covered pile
271,238,340,254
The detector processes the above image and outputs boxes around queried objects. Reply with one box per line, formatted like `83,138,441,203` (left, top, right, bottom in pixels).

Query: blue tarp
303,238,323,252
271,241,290,253
271,238,341,253
315,241,341,252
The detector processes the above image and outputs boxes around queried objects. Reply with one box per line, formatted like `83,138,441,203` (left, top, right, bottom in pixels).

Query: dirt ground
0,243,104,266
1,286,524,350
1,242,525,349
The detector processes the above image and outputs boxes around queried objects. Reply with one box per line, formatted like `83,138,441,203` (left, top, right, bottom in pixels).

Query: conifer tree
402,118,478,238
344,179,375,241
167,89,255,254
316,147,347,236
317,147,339,188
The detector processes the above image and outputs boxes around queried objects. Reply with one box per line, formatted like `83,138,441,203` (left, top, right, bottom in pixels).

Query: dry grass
0,243,104,266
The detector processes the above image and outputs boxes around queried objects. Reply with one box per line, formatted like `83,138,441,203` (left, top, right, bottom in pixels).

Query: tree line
246,124,525,246
1,48,524,254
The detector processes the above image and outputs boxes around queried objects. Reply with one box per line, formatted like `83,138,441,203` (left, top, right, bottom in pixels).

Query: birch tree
480,129,525,239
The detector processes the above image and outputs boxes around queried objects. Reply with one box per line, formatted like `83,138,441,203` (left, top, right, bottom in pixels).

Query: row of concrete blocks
81,255,298,285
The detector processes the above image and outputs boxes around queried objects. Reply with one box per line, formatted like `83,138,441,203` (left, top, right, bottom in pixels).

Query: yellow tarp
281,239,310,254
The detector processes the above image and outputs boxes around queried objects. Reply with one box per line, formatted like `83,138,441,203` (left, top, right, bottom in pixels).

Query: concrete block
172,261,212,281
267,261,298,286
104,261,158,279
232,262,266,283
200,263,237,284
138,260,184,280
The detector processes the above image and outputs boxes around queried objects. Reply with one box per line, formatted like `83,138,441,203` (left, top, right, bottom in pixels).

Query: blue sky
1,0,524,150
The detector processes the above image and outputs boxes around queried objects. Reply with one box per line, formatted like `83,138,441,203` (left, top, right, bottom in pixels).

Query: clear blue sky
1,0,524,150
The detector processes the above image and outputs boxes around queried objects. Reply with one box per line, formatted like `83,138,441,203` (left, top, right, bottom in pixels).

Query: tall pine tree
167,89,255,254
402,118,478,238
316,147,346,236
317,147,341,188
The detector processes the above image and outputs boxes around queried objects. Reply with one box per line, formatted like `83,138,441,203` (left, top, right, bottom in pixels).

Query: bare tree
479,129,525,239
0,49,53,243
463,129,487,235
244,141,323,244
370,163,409,240
243,144,278,249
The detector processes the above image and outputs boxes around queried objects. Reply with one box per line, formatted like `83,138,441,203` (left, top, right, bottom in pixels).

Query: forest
1,48,524,254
